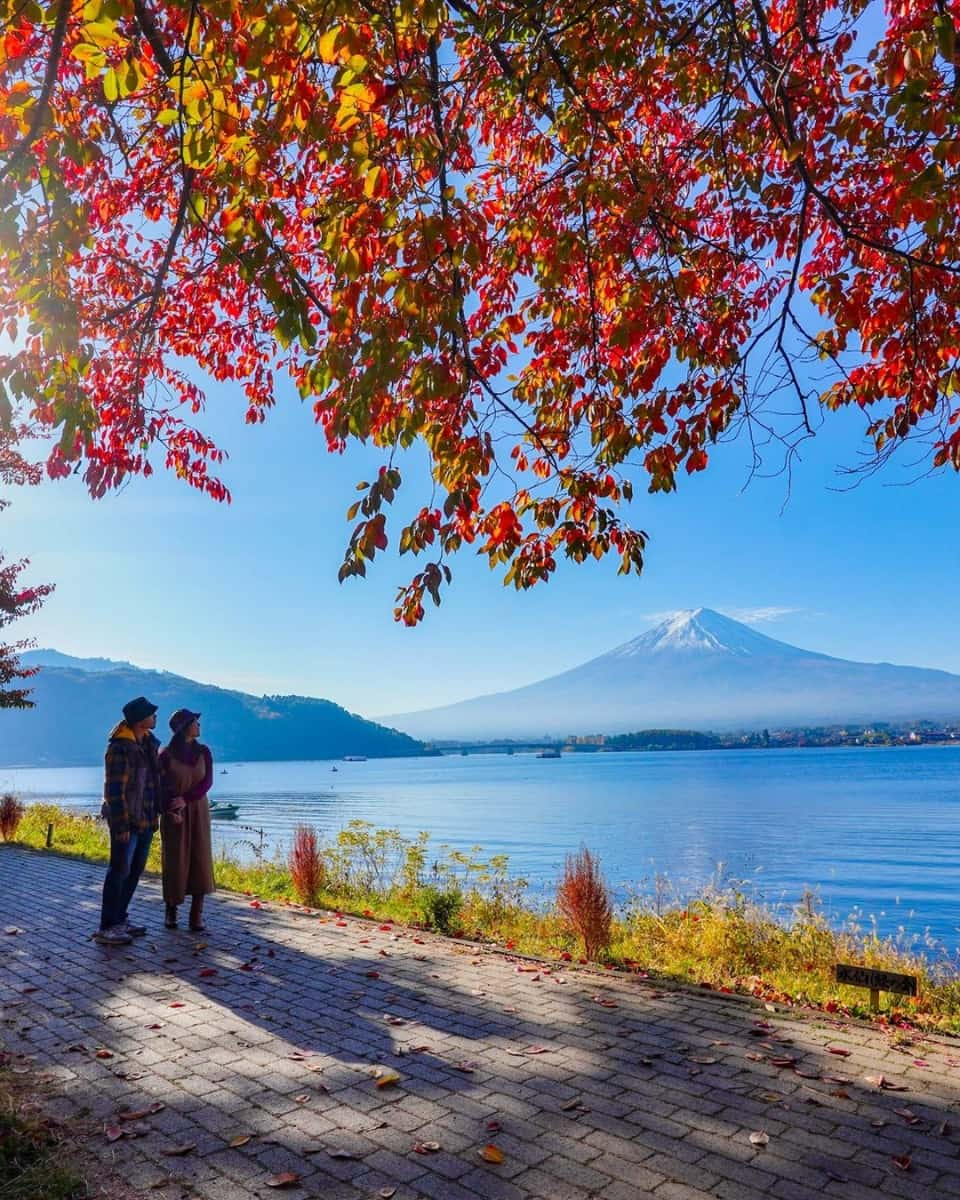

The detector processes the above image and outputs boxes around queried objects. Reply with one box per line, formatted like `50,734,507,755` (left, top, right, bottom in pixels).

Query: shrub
0,794,24,841
557,846,613,961
288,824,325,907
419,886,463,935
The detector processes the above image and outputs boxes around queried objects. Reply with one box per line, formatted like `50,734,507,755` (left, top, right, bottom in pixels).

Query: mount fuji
385,608,960,740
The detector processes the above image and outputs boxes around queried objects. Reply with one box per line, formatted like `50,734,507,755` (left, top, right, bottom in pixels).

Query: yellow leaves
363,164,383,199
336,81,379,132
103,60,145,103
318,26,342,64
81,19,124,49
70,41,107,76
339,245,361,280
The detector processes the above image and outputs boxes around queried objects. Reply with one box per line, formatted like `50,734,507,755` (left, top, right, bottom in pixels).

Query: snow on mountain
385,608,960,740
605,608,818,659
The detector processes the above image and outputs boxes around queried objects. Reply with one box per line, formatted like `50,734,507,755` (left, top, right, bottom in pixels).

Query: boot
164,903,178,929
189,897,205,933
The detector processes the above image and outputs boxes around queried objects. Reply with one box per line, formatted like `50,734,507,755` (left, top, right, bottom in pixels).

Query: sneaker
92,926,133,946
124,923,147,938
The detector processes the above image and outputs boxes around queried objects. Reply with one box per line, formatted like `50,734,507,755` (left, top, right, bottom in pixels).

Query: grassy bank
0,1049,86,1200
9,802,960,1034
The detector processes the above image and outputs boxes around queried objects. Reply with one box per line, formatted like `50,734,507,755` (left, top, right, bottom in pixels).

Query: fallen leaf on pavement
379,1189,396,1199
375,1072,400,1089
162,1144,196,1157
95,1049,114,1060
891,1155,912,1172
264,1173,300,1187
198,968,218,978
4,926,22,935
479,1144,505,1164
689,1056,717,1065
119,1103,164,1121
827,1047,851,1057
749,1131,770,1147
104,1125,124,1142
895,1108,920,1125
328,1150,358,1160
412,1141,441,1154
229,1134,253,1147
454,1062,478,1073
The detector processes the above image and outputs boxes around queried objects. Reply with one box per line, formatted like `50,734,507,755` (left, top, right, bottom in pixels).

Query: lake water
6,746,960,951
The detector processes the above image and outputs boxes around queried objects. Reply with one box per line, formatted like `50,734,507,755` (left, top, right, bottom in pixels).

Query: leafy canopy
2,0,959,621
0,428,53,706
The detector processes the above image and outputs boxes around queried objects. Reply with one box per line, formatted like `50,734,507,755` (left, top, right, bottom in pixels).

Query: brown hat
169,708,201,735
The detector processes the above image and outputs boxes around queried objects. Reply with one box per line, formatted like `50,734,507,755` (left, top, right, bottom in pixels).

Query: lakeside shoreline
3,733,960,770
6,802,960,1036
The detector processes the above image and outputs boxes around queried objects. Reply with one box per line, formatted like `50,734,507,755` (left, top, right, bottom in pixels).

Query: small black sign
835,963,917,996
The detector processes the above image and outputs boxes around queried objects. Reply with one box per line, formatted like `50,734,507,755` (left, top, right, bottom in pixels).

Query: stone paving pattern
3,845,960,1200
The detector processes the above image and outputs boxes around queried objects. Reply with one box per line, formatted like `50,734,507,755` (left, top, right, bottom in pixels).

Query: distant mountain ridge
385,608,960,740
23,649,138,673
3,654,423,767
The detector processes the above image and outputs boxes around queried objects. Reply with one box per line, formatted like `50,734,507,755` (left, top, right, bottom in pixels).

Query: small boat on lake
342,755,367,762
537,748,562,759
209,801,239,820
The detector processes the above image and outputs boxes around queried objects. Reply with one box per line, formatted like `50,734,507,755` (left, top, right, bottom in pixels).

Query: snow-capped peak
608,608,806,659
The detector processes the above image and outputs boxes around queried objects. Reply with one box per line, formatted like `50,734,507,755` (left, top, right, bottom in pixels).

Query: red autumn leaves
5,3,960,618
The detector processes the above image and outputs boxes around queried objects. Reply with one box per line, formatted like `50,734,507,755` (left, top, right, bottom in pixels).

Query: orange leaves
6,0,960,623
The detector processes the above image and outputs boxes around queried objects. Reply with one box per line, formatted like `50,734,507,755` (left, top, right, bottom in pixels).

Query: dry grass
0,793,24,841
556,847,613,961
288,824,325,907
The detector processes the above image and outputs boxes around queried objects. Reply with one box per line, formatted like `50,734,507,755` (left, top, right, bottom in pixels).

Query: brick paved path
3,845,960,1200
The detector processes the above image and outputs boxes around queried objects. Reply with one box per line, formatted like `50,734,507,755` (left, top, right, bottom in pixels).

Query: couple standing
94,696,215,946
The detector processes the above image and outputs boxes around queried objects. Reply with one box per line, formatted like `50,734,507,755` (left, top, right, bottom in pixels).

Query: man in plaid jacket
94,696,162,945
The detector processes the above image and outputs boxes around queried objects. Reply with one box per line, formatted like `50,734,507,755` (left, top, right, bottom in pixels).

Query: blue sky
3,370,959,718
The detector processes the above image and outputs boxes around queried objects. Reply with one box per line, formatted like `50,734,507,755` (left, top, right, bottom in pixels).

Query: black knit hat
122,696,157,725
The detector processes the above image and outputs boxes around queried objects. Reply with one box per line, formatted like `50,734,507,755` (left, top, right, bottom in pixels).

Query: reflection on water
5,745,959,946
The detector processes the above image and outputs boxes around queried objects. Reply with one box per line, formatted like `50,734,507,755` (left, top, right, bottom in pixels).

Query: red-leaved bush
289,824,325,907
0,793,24,841
557,847,613,962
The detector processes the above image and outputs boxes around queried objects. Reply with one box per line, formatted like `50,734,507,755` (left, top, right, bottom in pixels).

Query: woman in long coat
160,709,215,931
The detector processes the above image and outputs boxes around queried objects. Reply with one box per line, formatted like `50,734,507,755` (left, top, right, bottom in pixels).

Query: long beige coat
160,744,215,904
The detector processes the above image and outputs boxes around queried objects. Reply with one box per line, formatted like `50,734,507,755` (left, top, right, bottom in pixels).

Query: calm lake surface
6,746,959,950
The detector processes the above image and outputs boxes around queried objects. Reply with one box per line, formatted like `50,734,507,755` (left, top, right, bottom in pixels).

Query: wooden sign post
835,963,918,1012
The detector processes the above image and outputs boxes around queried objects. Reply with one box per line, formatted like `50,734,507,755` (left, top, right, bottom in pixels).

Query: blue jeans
100,829,154,930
